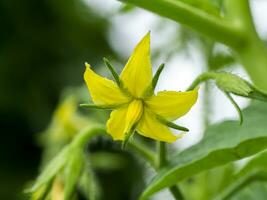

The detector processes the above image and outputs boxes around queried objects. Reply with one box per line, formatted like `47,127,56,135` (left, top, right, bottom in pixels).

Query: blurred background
1,0,267,199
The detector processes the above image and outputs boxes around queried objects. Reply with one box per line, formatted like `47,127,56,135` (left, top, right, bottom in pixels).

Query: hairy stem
224,0,267,91
118,0,245,48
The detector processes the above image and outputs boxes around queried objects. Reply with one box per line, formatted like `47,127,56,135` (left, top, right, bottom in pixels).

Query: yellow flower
83,33,198,143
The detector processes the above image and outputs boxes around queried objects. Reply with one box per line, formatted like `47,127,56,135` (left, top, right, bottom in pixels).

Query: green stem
128,140,156,168
224,0,267,92
71,125,106,148
118,0,267,92
117,0,245,48
169,186,185,200
157,142,184,200
187,72,217,91
157,141,166,169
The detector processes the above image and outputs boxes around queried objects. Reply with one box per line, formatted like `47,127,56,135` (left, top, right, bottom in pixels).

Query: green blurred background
0,0,118,199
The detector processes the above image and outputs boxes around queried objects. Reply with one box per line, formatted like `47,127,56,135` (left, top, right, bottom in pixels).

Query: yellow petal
106,100,143,141
145,89,198,121
106,106,128,140
120,33,152,97
84,63,130,106
137,109,180,143
124,100,143,133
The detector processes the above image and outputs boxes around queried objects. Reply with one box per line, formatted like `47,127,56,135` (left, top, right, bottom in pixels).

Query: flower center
124,99,143,134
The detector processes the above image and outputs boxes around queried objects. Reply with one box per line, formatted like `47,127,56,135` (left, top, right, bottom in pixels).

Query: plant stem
118,0,267,92
117,0,245,48
224,0,267,92
187,72,217,91
157,142,184,200
157,141,166,169
129,140,156,168
72,125,106,148
169,185,185,200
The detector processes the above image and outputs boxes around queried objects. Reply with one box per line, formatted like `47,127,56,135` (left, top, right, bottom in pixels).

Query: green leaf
238,151,267,177
140,101,267,199
213,170,267,200
213,151,267,200
229,181,267,200
64,147,84,200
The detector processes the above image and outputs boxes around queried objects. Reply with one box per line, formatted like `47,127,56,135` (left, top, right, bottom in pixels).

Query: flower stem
128,139,156,168
71,125,106,148
157,141,184,200
186,72,217,91
157,141,166,169
224,0,267,92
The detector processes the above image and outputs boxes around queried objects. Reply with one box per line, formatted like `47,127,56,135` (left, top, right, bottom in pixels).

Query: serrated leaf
140,101,267,199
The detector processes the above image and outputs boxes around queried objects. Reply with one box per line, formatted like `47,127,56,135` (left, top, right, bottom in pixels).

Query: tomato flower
83,33,198,143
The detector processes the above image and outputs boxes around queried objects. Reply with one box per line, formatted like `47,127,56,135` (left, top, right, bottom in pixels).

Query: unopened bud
214,72,252,96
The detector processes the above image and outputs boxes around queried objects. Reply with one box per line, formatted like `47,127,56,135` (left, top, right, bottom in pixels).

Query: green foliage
213,151,267,200
140,101,267,199
230,181,267,200
79,166,102,200
63,147,84,199
29,147,69,193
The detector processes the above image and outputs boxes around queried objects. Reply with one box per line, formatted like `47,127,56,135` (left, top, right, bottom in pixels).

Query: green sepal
222,91,243,125
121,129,135,149
142,63,165,98
103,57,122,87
245,82,267,102
152,63,165,90
156,116,189,132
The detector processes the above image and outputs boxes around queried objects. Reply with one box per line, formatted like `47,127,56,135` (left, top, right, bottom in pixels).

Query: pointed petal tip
139,32,150,45
165,132,185,143
144,31,150,41
85,62,91,69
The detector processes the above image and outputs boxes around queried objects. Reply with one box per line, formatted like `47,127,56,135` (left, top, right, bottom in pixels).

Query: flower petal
84,63,130,106
120,33,152,97
145,89,198,121
106,106,128,140
124,100,143,134
137,109,180,143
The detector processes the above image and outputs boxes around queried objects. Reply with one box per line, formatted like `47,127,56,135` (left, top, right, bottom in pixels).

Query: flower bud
214,72,252,96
